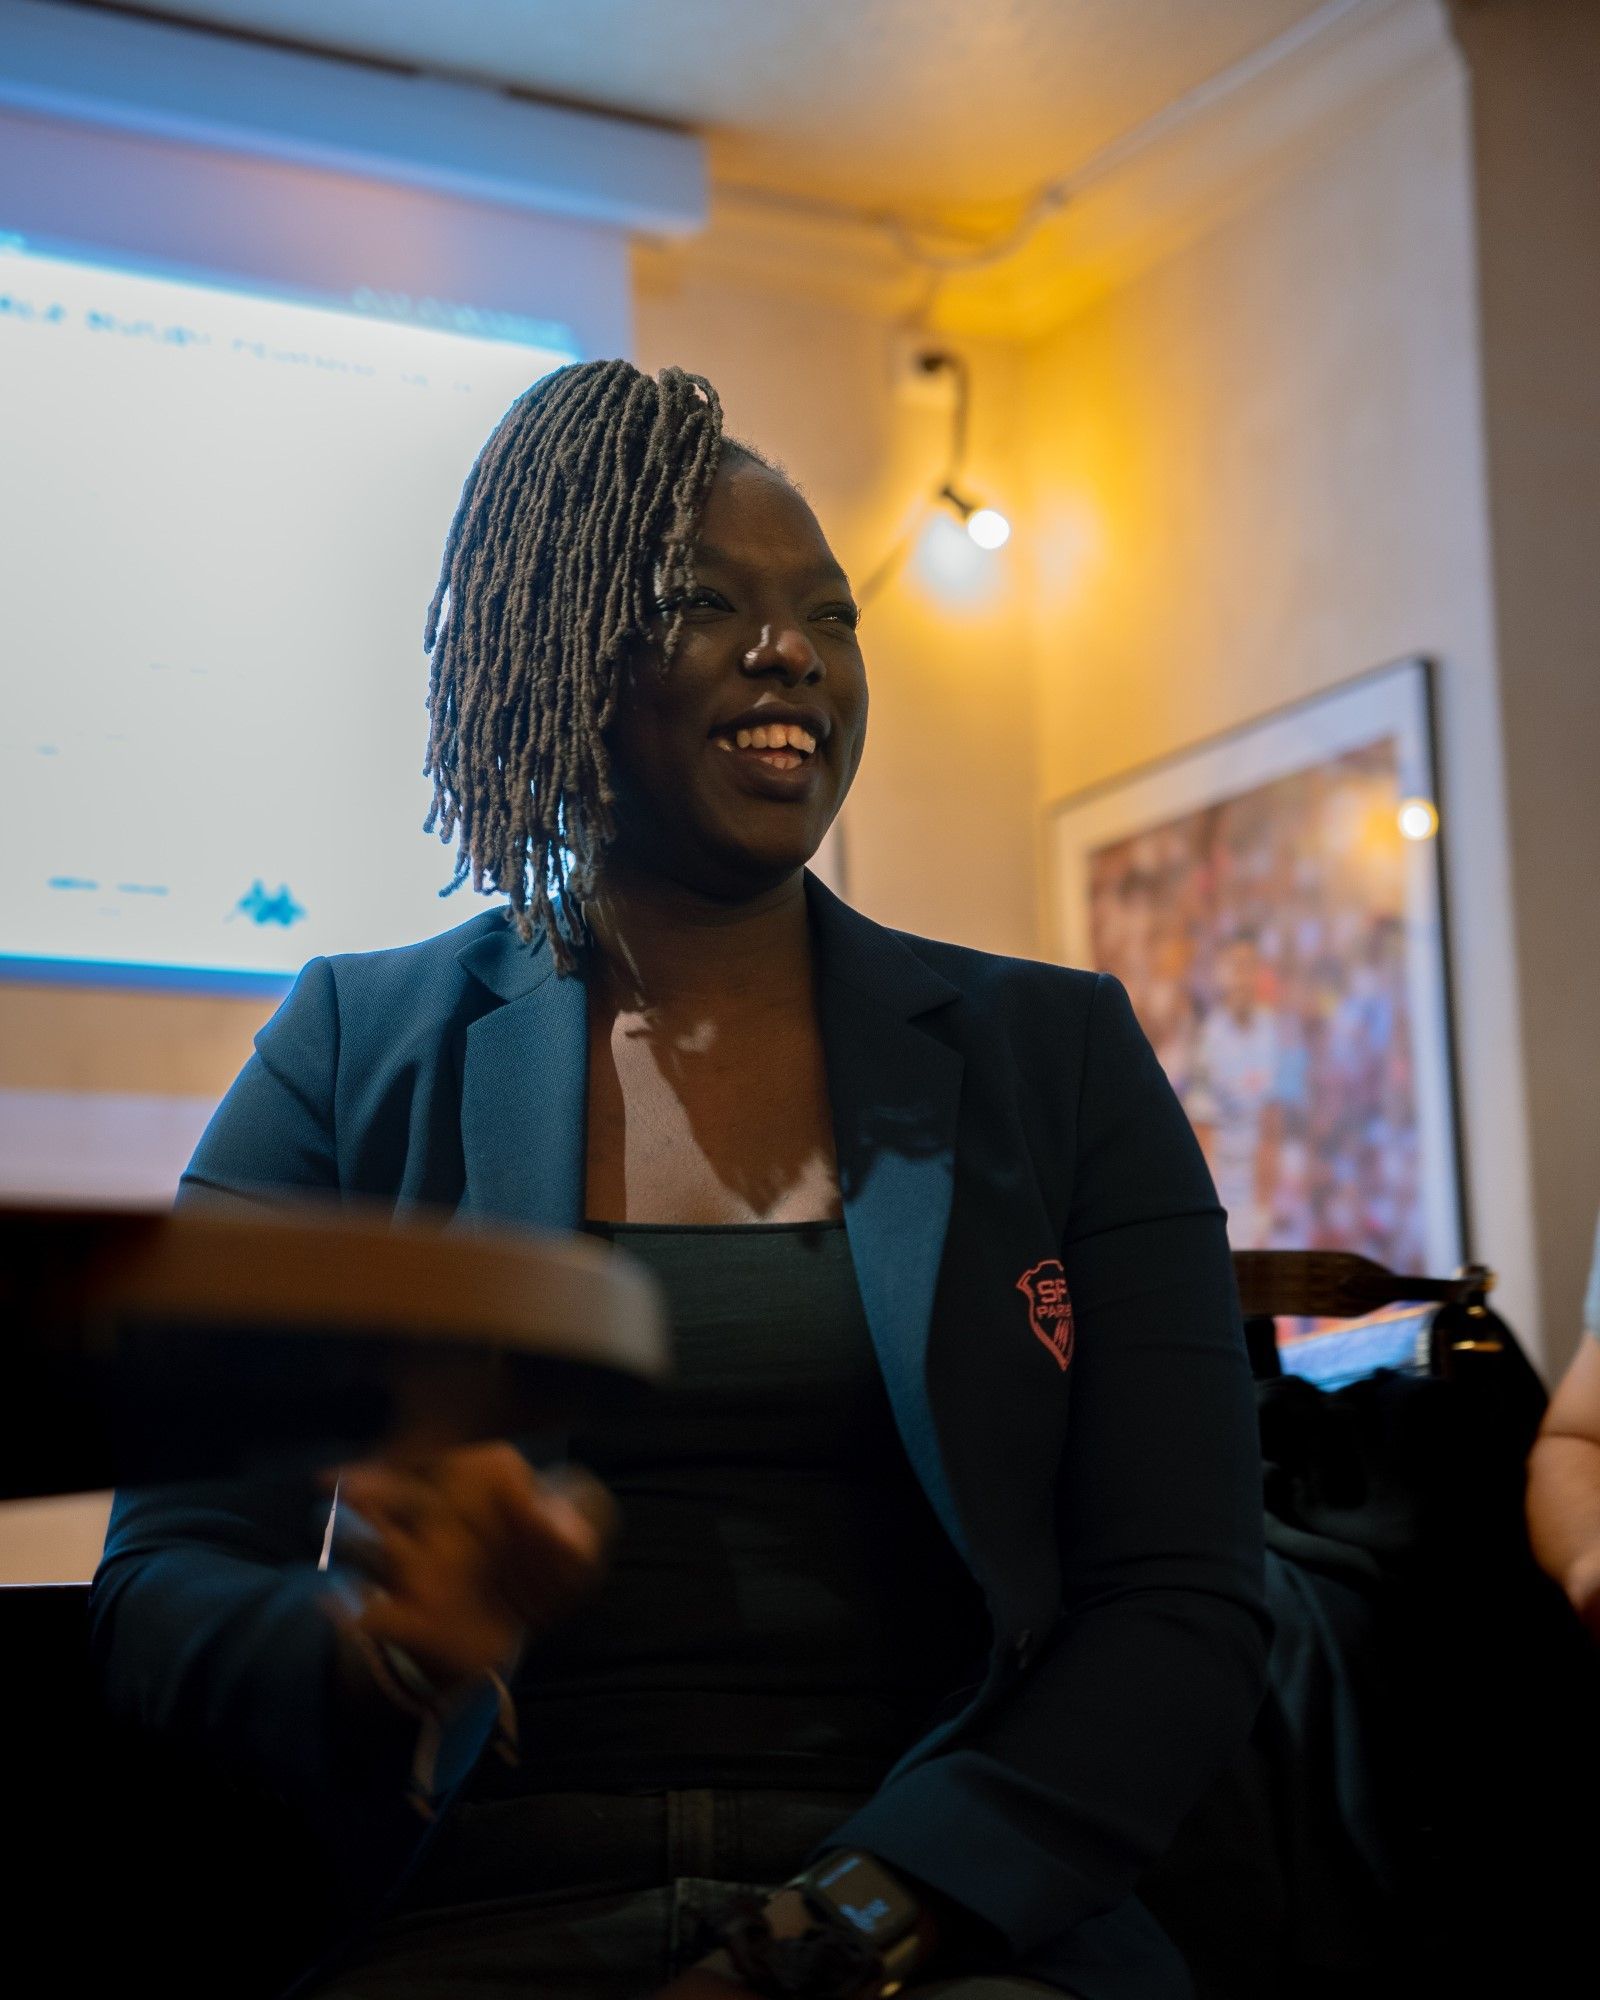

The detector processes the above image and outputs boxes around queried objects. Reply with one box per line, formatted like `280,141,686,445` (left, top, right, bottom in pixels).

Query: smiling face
599,452,869,900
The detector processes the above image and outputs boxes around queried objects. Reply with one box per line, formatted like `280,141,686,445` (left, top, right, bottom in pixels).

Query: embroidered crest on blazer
1015,1258,1074,1370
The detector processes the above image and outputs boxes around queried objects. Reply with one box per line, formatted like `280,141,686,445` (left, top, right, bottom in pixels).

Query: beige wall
1018,35,1543,1351
1449,0,1600,1376
0,983,271,1102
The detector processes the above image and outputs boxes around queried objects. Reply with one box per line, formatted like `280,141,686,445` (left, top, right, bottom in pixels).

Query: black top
468,1219,991,1796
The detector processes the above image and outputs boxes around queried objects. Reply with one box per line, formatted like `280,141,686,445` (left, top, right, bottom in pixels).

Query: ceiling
79,0,1337,222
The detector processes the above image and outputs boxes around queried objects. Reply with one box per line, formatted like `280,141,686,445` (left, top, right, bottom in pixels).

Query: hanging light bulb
938,482,1009,551
966,506,1011,549
857,350,1013,605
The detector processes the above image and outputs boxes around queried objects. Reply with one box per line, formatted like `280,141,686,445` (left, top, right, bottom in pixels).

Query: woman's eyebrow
693,543,854,593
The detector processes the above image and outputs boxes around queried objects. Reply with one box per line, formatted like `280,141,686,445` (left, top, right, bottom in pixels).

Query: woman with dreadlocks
92,359,1266,2000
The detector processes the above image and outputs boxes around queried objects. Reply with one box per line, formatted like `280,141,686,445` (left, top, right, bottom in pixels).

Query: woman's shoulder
315,906,524,1004
883,920,1105,1020
264,910,529,1067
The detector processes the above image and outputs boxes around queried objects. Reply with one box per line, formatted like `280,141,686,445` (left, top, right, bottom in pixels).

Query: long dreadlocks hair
422,357,730,976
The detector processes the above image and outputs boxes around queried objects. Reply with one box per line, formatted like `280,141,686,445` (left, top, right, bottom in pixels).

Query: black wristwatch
789,1851,928,1989
695,1850,929,2000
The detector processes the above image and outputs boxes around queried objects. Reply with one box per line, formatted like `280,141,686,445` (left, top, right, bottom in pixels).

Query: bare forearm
1526,1434,1600,1629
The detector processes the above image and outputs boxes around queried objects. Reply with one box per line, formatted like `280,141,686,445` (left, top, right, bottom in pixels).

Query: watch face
809,1853,918,1942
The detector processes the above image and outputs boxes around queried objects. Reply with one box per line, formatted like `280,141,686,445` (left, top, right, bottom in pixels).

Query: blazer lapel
450,878,972,1563
455,916,588,1233
804,873,970,1560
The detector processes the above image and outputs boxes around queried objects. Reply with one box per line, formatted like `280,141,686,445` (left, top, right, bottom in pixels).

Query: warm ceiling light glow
967,506,1011,550
1398,797,1439,841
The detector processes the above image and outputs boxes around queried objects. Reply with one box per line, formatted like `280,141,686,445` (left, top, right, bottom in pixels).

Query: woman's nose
742,622,823,680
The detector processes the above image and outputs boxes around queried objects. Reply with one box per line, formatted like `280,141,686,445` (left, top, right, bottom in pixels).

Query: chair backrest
1230,1250,1520,1387
1233,1248,1494,1318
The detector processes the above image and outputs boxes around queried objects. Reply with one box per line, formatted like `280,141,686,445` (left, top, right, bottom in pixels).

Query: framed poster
1046,657,1464,1275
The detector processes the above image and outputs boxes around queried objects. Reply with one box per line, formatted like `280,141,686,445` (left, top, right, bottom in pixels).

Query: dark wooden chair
1231,1248,1520,1380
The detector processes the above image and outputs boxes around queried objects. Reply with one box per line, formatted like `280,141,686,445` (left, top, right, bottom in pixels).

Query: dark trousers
303,1787,1070,2000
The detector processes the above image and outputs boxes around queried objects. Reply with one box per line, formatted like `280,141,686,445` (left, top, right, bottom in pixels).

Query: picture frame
1045,656,1466,1275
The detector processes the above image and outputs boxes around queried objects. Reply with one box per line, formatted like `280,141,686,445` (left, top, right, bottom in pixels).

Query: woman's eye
653,588,725,615
819,601,862,629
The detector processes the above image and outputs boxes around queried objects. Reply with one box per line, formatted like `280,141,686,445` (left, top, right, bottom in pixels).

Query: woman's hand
324,1442,617,1701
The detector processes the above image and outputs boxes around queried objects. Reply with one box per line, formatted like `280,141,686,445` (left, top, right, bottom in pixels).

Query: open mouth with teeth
710,721,819,772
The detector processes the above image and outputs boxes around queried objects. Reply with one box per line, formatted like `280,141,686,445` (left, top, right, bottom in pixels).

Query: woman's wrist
692,1888,887,2000
689,1854,996,1999
331,1622,519,1810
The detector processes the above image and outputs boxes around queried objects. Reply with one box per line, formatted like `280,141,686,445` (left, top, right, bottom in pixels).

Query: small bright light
1398,797,1439,841
966,506,1011,550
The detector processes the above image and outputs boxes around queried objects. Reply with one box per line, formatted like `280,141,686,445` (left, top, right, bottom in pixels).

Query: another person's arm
1526,1211,1600,1640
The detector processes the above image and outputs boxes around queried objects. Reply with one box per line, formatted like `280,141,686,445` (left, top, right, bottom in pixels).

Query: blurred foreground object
1,1201,668,1501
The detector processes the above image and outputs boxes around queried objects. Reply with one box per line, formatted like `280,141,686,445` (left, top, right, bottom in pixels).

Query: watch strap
706,1891,885,2000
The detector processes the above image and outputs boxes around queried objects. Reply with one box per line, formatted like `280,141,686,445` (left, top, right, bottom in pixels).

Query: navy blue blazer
93,868,1268,2000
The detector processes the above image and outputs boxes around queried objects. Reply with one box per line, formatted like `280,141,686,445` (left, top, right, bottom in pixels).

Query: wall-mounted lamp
914,347,1010,545
938,482,1012,549
859,345,1012,601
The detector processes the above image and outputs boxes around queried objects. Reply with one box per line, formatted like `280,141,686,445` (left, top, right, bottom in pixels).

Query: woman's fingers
348,1585,520,1690
538,1462,621,1547
334,1463,445,1541
334,1514,524,1689
491,1461,615,1569
322,1487,403,1591
324,1444,618,1677
422,1446,616,1585
473,1459,616,1628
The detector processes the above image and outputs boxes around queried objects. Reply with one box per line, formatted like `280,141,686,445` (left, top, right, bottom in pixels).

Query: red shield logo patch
1016,1258,1074,1371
